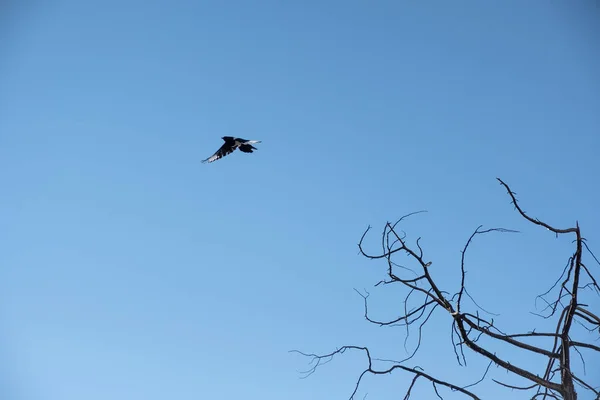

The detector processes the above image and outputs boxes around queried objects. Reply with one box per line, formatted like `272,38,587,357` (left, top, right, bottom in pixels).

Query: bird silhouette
202,136,262,163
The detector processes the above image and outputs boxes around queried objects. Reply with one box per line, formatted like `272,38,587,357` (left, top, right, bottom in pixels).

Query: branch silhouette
292,178,600,400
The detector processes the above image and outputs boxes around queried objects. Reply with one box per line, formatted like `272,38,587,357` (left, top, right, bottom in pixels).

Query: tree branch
294,179,598,400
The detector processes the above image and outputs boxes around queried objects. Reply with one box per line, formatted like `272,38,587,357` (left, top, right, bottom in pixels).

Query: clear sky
1,1,599,399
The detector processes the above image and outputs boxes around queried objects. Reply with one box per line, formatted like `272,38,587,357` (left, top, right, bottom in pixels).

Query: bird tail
245,140,261,144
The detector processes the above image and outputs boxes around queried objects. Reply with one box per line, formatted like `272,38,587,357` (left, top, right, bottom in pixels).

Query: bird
202,136,262,164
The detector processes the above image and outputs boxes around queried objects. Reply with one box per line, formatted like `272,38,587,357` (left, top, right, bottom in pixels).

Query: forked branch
292,179,599,400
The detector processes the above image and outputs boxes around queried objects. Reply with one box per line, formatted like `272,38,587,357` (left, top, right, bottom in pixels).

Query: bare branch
295,179,598,400
496,178,577,234
291,346,483,399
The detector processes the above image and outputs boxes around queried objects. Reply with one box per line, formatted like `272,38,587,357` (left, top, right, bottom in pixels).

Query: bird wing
202,142,236,163
238,144,256,153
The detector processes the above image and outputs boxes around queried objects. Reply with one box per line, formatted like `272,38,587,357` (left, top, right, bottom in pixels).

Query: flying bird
202,136,262,164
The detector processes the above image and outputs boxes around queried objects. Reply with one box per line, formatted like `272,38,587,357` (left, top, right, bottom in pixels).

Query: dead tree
292,178,600,400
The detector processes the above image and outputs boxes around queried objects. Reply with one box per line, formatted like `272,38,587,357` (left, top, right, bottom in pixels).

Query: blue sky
1,1,599,399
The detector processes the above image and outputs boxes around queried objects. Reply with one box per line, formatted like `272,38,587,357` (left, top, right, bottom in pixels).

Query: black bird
202,136,262,164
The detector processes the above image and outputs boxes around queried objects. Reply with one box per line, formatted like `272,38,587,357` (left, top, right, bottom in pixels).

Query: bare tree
292,178,600,400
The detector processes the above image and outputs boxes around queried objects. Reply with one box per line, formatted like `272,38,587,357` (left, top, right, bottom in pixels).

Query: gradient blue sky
1,1,599,399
